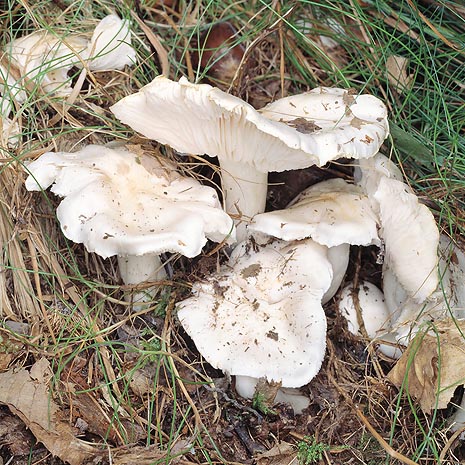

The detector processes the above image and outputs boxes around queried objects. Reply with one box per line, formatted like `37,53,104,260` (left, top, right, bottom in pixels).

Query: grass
296,435,330,464
0,0,464,464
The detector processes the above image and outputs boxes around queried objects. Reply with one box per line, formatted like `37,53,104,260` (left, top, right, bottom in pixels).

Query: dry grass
0,0,464,464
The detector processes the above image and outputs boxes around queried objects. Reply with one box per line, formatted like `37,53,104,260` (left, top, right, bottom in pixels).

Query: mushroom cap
177,238,333,388
338,281,391,338
374,176,439,302
355,153,404,198
86,14,136,71
260,87,389,165
110,76,389,173
25,145,235,258
4,15,135,99
249,178,380,247
383,235,465,330
6,31,88,97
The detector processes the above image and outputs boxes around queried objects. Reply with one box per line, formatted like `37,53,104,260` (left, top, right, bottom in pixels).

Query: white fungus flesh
259,87,389,165
323,243,350,304
4,15,135,99
382,235,465,344
86,15,136,71
374,177,439,303
355,152,404,206
235,375,310,414
177,238,333,388
5,31,88,97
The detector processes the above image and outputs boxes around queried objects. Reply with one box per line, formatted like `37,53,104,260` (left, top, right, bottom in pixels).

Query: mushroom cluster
107,76,465,411
110,76,388,240
24,75,463,414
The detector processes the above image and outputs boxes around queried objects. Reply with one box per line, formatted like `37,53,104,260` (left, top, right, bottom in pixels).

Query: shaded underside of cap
111,76,389,173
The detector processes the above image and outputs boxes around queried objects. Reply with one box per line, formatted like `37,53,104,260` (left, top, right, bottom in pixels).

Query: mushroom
250,178,380,247
4,15,135,98
249,178,380,302
381,235,465,351
110,77,389,240
25,144,234,306
324,243,350,304
177,237,333,409
338,281,391,338
5,31,88,97
374,176,439,303
356,153,440,303
234,375,310,414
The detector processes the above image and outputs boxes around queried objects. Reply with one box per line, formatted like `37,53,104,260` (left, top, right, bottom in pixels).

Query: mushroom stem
117,254,167,306
235,375,310,414
118,254,167,284
219,158,267,242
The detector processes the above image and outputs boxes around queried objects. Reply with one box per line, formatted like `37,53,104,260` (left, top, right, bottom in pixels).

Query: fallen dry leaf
61,355,146,445
386,55,413,93
388,320,465,413
255,441,297,465
0,357,104,465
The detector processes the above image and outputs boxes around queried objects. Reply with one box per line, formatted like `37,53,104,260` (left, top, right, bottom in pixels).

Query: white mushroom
375,177,439,302
356,153,440,303
354,152,404,209
3,15,135,99
5,31,88,97
25,144,234,305
249,178,380,303
323,243,350,304
177,237,333,388
235,375,310,414
111,77,389,240
338,281,391,338
250,178,380,247
382,235,465,347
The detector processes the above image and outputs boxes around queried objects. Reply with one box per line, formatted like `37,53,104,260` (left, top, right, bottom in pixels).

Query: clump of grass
296,435,330,465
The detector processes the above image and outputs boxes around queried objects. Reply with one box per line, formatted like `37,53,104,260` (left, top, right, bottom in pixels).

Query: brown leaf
0,358,104,465
386,55,413,93
388,320,465,413
255,441,297,465
285,117,321,134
